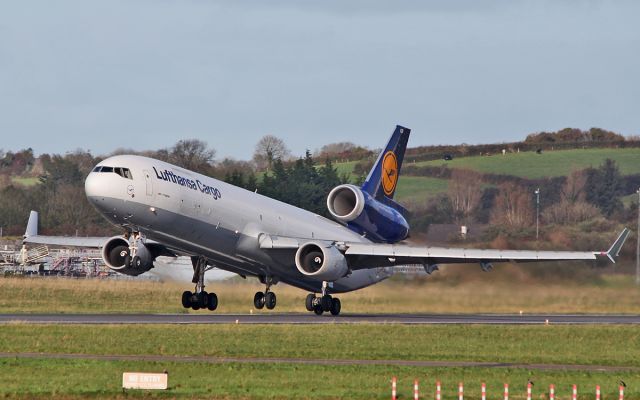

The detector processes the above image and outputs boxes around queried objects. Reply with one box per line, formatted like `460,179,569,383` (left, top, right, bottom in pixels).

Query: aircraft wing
22,211,108,248
24,235,107,248
260,228,630,269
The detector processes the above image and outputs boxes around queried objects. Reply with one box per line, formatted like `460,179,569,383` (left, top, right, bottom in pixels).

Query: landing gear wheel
207,292,218,311
199,291,209,308
305,294,315,312
181,291,192,308
265,292,277,310
254,292,265,309
321,295,333,312
132,255,142,269
330,298,341,316
313,304,324,315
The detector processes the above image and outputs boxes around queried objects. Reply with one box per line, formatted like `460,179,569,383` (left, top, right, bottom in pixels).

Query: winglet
596,228,630,263
24,211,38,239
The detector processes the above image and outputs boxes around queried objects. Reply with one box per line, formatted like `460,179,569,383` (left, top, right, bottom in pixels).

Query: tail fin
362,125,411,201
24,211,38,239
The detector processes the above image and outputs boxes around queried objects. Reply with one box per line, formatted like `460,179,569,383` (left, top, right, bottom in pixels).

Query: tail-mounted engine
327,184,409,243
102,236,156,276
295,241,349,282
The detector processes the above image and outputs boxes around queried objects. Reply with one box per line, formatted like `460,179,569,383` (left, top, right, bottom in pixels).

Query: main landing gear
181,256,218,311
253,276,277,310
305,281,341,316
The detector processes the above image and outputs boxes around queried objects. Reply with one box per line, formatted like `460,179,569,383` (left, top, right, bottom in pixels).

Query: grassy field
394,175,449,202
412,148,640,179
0,324,638,399
1,324,639,366
1,267,640,314
2,274,640,399
1,358,636,399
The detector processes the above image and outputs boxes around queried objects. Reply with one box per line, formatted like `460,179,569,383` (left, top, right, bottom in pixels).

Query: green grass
333,160,359,178
394,176,449,202
0,324,639,366
413,148,640,179
1,358,637,399
1,359,637,399
10,176,40,186
0,325,639,398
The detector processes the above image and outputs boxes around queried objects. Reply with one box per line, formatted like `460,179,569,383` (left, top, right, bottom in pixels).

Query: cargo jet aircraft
24,126,630,315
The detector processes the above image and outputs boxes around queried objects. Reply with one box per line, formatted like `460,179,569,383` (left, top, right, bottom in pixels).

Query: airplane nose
84,172,102,200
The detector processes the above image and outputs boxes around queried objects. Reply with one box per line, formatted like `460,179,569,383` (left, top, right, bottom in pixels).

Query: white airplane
24,126,630,315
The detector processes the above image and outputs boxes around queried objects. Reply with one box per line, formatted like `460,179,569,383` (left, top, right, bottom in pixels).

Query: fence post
504,383,509,400
596,385,601,400
620,385,625,400
527,382,532,400
459,382,464,400
482,382,486,400
436,381,441,400
572,384,577,400
414,379,419,400
391,377,397,400
550,384,555,400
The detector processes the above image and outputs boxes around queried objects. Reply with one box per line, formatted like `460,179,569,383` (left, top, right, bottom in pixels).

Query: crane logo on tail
381,151,398,196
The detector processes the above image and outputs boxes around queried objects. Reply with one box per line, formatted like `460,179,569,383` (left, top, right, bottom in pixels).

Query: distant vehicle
443,154,453,161
23,125,630,315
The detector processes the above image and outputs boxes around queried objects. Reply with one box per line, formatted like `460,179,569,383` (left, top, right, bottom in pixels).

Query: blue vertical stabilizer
361,125,410,215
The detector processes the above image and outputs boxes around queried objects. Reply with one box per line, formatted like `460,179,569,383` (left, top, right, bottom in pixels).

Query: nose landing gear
182,256,218,311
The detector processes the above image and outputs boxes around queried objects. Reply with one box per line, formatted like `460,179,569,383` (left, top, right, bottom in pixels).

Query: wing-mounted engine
326,184,409,243
295,241,349,281
102,236,161,276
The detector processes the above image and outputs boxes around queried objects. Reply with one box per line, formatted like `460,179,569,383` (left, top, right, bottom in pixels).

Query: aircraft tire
181,291,192,308
321,295,332,312
253,292,265,309
305,294,315,311
202,291,210,307
265,292,276,310
329,298,341,316
313,304,324,316
207,292,218,311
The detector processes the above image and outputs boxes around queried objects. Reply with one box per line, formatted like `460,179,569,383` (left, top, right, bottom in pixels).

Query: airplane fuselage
85,155,391,293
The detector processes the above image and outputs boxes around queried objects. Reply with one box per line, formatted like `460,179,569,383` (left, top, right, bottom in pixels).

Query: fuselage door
143,170,154,196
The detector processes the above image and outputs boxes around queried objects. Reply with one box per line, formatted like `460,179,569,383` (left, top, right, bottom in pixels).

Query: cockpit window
114,167,133,179
92,166,133,179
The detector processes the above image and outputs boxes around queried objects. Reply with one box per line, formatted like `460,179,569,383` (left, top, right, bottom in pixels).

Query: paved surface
0,352,635,372
1,313,639,325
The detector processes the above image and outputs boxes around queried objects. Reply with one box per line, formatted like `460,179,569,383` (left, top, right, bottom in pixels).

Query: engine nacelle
102,236,155,276
327,184,410,243
295,241,349,282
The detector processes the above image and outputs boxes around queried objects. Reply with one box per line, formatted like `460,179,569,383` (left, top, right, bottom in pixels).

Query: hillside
337,147,640,203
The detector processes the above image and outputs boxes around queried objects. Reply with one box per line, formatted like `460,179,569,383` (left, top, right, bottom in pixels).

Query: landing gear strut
181,256,218,311
253,276,277,310
306,281,341,316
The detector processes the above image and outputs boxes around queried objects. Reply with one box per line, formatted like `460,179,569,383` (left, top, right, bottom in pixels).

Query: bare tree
491,183,534,228
169,139,216,172
315,142,356,157
253,135,290,170
544,169,600,224
447,169,483,224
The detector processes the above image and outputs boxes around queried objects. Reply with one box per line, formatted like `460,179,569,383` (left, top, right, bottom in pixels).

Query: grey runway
1,313,639,325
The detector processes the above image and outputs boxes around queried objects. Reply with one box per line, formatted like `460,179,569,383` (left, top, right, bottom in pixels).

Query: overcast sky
0,0,638,160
